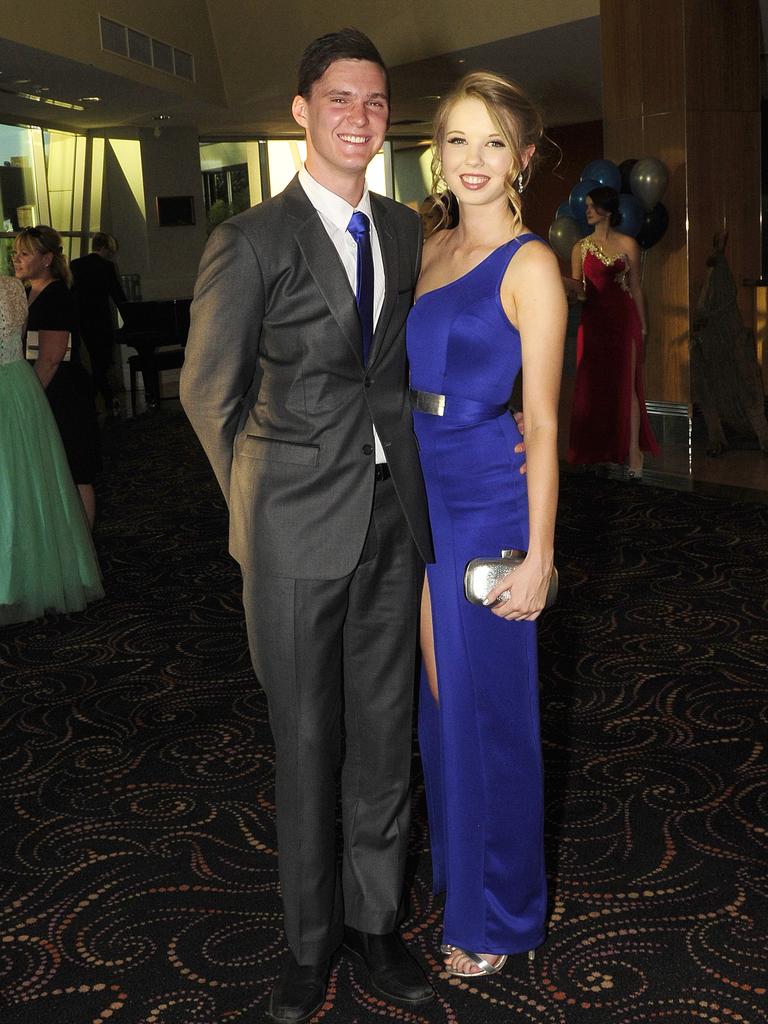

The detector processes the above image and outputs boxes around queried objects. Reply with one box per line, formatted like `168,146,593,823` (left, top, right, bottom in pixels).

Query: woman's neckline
26,278,57,306
415,234,534,305
583,237,627,265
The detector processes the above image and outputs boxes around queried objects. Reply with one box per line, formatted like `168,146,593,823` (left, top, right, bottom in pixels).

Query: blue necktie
347,211,374,365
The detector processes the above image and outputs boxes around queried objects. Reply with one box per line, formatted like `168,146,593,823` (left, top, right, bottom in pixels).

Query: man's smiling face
292,59,389,194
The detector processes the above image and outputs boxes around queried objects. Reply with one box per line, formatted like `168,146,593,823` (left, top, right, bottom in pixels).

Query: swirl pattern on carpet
1,410,766,1023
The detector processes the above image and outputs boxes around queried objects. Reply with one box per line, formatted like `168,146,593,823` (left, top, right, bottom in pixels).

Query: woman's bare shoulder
512,233,560,273
614,231,640,253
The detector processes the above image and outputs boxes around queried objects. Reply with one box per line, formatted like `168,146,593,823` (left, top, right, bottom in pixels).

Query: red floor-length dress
568,239,660,465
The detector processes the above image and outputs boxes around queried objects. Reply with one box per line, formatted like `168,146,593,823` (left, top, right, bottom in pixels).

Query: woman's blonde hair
14,225,72,287
430,71,545,233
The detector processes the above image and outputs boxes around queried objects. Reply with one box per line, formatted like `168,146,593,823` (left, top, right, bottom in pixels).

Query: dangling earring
517,172,525,194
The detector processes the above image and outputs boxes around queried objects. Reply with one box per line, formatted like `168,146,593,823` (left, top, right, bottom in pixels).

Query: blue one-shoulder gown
407,234,547,956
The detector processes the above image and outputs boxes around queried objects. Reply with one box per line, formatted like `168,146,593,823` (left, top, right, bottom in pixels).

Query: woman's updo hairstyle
587,187,621,227
14,225,72,286
430,71,546,233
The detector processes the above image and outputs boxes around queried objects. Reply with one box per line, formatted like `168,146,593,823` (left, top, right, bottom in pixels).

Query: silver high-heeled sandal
444,949,507,977
441,944,536,973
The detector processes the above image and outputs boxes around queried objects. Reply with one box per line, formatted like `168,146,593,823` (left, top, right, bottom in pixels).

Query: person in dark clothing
13,225,101,528
181,29,436,1023
71,232,126,413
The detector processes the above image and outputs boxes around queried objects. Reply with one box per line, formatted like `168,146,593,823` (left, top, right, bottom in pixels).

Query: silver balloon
629,158,669,211
548,216,583,262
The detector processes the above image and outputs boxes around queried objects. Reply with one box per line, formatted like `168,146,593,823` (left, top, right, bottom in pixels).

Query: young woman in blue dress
406,72,567,978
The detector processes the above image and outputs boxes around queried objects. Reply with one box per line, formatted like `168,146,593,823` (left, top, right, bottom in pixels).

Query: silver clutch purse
464,549,559,609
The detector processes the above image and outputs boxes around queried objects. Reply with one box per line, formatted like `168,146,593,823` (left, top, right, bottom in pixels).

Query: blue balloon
555,200,572,221
617,193,645,237
569,178,600,231
581,159,621,192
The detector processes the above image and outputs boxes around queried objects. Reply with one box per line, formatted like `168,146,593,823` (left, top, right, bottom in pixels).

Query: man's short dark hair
297,28,389,101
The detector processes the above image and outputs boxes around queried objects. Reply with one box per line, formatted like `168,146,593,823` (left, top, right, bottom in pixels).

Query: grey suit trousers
242,475,422,964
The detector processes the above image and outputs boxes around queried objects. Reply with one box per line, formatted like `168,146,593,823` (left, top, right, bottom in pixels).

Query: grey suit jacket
180,176,434,579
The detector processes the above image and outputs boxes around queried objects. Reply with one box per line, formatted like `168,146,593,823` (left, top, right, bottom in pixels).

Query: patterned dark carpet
1,409,767,1024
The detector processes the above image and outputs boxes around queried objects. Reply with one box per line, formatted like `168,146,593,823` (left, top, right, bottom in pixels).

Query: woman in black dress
13,226,101,527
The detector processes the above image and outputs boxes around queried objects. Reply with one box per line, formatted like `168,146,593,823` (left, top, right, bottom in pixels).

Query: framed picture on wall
156,195,196,227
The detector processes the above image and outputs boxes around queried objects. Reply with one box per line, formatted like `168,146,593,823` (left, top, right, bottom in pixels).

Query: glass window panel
127,29,152,66
100,17,127,56
366,151,387,197
0,122,89,270
199,141,249,173
0,123,41,231
43,129,81,233
1,238,16,277
199,142,252,234
392,142,432,207
152,39,174,74
174,49,195,81
266,140,306,197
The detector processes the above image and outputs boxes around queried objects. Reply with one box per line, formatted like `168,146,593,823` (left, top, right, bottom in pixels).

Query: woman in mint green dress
0,275,103,626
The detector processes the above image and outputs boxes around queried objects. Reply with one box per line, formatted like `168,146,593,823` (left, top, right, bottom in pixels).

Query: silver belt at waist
409,388,446,416
409,388,508,420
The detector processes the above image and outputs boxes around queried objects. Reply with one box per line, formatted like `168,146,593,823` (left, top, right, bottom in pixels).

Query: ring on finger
493,589,511,608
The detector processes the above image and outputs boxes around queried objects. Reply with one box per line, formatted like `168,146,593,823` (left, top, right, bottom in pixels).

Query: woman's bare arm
488,241,567,619
34,329,69,388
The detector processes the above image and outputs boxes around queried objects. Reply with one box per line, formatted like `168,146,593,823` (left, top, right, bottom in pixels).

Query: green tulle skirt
0,359,104,625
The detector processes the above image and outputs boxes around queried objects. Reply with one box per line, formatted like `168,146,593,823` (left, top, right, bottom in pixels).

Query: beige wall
208,0,599,106
1,0,226,107
138,126,206,299
95,125,206,300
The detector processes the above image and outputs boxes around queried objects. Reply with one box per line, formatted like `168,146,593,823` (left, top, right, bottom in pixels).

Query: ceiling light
15,89,84,111
153,113,172,121
78,96,101,103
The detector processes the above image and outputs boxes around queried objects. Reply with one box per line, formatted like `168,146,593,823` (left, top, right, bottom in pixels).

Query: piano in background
116,298,191,411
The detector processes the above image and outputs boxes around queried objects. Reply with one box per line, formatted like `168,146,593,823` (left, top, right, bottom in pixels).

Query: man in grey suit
181,28,435,1023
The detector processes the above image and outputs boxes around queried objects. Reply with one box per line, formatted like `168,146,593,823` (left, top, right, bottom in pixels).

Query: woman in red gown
567,187,659,477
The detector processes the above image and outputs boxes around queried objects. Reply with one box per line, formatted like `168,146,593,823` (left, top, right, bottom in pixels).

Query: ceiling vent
100,15,195,82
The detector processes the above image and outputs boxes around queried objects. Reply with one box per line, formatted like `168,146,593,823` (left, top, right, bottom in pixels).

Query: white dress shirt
298,165,386,463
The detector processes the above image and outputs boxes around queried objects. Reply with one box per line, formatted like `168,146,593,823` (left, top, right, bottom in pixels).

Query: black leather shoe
266,952,330,1023
342,926,434,1005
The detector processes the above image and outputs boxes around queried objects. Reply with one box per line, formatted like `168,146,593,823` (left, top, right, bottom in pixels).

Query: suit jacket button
362,444,373,456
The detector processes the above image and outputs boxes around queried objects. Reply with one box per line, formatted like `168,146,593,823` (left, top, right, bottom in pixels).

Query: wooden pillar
600,0,761,409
